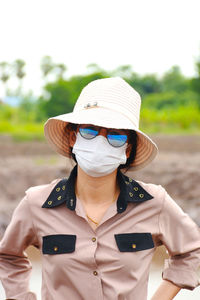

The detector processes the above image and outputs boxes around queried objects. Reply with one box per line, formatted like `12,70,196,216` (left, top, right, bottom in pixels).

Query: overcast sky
0,0,200,96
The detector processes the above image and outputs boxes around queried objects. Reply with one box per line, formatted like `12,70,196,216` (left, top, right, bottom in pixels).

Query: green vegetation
0,57,200,140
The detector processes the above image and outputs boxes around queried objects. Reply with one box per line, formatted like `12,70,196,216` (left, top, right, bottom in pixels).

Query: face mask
72,133,128,177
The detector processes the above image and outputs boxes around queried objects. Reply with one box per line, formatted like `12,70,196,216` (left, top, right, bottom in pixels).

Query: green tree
111,65,135,79
161,65,189,93
13,59,26,93
142,90,198,110
190,56,200,107
0,62,11,96
38,72,107,119
109,65,162,97
136,74,162,96
86,63,104,74
54,63,67,80
37,79,73,118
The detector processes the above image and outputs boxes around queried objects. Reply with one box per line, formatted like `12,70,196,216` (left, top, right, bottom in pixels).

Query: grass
0,121,44,141
0,106,200,141
140,106,200,134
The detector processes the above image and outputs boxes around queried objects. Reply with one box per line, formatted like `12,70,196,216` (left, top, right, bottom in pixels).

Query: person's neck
75,165,120,206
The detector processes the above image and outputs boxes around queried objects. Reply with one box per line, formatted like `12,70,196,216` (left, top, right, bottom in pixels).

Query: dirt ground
0,134,200,238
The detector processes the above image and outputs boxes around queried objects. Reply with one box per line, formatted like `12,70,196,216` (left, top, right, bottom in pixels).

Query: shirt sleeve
0,194,38,300
158,188,200,290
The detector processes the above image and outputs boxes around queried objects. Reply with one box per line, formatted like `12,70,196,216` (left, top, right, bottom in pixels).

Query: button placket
89,236,99,281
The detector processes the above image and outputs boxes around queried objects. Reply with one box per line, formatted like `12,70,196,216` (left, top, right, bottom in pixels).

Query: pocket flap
114,232,154,252
42,234,76,254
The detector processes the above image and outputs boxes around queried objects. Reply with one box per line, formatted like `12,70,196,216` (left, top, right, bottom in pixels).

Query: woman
0,77,200,300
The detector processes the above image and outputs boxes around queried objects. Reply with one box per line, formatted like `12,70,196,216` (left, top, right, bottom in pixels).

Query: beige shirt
0,166,200,300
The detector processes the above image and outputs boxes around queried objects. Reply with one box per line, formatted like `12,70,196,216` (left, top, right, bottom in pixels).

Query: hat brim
44,107,158,171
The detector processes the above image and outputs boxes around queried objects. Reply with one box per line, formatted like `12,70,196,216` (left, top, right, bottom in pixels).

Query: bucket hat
44,77,158,171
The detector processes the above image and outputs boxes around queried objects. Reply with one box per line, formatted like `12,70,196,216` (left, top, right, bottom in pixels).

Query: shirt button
92,237,96,242
93,271,98,276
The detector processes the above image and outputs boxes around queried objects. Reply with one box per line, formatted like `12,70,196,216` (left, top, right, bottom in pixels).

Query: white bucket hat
44,77,158,170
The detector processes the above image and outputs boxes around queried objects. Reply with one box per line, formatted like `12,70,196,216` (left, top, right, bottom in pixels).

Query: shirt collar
42,165,154,213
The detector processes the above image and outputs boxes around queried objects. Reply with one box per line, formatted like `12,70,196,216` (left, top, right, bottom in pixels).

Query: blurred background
0,0,200,299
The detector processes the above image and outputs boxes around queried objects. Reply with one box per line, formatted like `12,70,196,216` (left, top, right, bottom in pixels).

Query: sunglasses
78,126,128,147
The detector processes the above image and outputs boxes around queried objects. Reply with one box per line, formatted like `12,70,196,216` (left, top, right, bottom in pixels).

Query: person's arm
156,187,200,293
0,195,38,300
151,279,181,300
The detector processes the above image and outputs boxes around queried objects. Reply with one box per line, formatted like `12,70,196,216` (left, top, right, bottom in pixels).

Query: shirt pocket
114,232,154,252
42,234,76,255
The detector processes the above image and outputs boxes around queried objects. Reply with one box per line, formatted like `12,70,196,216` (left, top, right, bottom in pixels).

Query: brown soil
0,134,200,240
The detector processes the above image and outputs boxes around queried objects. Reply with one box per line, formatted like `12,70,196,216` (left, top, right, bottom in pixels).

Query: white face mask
72,133,128,177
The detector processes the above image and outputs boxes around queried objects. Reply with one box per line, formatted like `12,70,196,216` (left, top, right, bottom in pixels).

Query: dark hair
118,130,137,172
65,123,78,164
65,123,137,172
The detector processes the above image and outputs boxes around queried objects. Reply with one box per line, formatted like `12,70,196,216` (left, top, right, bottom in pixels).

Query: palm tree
0,62,11,97
54,63,67,80
40,56,55,83
13,59,26,94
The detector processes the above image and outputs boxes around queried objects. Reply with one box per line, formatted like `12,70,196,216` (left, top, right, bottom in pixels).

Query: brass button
125,181,129,185
129,178,133,182
62,185,66,190
139,193,144,198
92,237,96,242
132,244,136,249
133,187,138,191
56,187,60,192
93,271,98,276
48,201,52,205
57,196,62,200
54,246,58,251
129,192,133,197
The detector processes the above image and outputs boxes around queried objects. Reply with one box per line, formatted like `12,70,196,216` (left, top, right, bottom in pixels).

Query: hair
118,130,137,172
65,123,137,172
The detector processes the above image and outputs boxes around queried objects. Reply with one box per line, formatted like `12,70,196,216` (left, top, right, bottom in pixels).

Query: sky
0,0,200,96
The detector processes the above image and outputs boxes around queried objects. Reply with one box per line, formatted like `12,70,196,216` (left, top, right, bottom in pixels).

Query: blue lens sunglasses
79,126,128,148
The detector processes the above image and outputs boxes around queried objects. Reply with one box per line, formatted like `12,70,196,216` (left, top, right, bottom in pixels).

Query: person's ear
69,130,77,147
126,144,132,159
